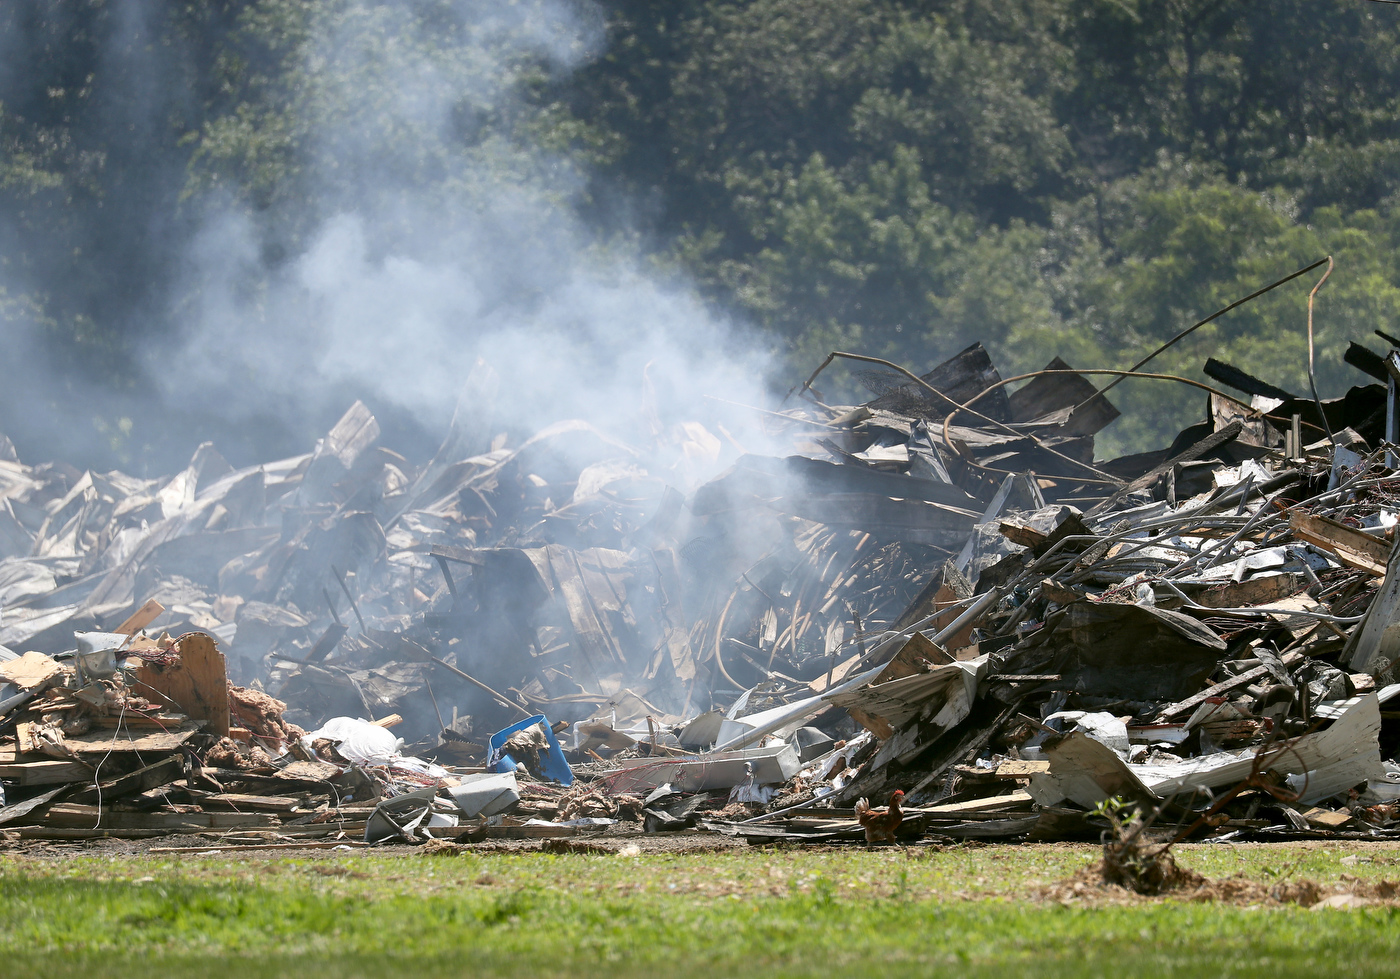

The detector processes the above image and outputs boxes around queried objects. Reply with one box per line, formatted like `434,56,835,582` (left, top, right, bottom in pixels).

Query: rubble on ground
7,338,1400,848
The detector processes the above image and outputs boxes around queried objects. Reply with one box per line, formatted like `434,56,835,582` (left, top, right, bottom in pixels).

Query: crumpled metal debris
6,338,1400,847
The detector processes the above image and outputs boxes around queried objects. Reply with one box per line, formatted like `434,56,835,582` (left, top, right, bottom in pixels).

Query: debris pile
6,334,1400,847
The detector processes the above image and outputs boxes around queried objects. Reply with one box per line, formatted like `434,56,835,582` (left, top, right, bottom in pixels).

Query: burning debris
6,333,1400,849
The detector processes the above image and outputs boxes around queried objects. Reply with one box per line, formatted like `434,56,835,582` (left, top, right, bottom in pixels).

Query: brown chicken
855,789,905,844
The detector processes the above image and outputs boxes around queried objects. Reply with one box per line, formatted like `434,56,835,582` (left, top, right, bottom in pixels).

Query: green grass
3,843,1400,977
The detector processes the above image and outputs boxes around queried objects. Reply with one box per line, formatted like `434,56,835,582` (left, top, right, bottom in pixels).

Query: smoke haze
0,0,777,479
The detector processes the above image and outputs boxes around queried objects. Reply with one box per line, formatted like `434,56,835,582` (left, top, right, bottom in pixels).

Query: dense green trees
4,0,1400,464
563,0,1400,452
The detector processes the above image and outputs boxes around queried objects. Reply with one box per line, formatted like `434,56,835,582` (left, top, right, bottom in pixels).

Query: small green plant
1092,797,1196,896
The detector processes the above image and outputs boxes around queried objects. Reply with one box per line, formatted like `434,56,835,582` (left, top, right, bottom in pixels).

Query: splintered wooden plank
189,793,303,812
115,599,166,636
73,755,184,804
90,714,189,729
807,651,862,693
1260,595,1329,640
325,401,381,469
995,760,1050,778
999,521,1048,549
15,720,61,757
302,622,348,663
1152,652,1301,723
914,791,1034,816
0,651,64,691
1302,807,1352,830
133,632,230,736
41,805,281,830
845,707,893,741
1289,511,1390,576
1195,573,1306,609
872,631,954,686
13,827,206,840
1153,666,1269,722
1088,421,1243,517
66,726,201,756
0,758,94,785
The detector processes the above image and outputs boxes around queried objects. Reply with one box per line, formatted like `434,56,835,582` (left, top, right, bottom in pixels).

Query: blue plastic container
487,714,574,786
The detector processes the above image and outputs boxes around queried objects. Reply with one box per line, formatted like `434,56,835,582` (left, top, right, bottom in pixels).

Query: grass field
4,840,1400,978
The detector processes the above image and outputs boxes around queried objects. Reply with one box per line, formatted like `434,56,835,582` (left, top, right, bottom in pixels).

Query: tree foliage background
4,0,1400,469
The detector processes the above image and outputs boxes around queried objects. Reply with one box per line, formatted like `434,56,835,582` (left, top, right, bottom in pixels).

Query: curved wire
940,367,1255,458
796,351,1123,484
711,587,746,689
1306,256,1336,445
1069,257,1330,411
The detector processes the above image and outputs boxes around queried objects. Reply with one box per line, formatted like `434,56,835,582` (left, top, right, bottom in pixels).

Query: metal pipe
430,657,533,720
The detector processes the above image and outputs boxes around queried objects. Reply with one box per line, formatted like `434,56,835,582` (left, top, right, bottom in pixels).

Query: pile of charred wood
6,335,1400,846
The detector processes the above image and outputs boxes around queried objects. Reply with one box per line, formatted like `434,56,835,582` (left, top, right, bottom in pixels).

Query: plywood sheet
133,633,230,736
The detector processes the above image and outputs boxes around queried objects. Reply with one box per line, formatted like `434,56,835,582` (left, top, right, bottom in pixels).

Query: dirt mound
1041,865,1400,908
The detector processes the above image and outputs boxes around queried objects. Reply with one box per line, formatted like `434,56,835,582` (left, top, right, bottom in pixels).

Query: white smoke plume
159,0,777,477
